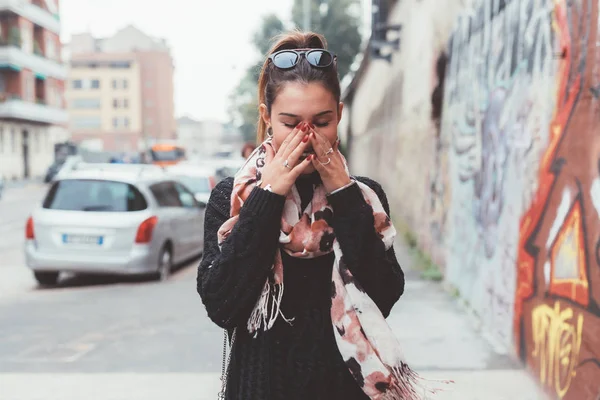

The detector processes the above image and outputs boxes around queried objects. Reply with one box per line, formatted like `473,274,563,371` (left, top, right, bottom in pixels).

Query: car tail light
135,216,158,244
25,216,35,239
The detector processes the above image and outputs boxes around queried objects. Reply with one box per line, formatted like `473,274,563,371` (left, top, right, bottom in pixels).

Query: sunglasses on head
268,49,337,69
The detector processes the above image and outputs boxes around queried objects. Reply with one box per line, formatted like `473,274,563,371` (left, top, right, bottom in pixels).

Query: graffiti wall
442,0,600,398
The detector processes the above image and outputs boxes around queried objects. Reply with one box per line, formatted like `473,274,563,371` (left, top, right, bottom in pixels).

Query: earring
267,127,273,137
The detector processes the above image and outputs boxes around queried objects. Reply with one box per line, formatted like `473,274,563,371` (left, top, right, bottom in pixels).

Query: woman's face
260,81,343,174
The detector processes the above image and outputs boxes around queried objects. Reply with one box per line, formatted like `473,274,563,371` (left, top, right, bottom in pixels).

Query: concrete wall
342,0,600,398
342,0,464,266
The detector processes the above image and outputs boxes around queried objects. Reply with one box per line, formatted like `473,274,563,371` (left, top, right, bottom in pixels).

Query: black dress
197,173,405,400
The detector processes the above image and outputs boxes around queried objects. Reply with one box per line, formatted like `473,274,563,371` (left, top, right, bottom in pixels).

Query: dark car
44,161,64,183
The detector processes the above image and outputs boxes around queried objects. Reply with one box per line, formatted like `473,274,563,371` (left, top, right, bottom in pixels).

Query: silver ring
324,148,333,156
283,159,291,169
319,157,331,166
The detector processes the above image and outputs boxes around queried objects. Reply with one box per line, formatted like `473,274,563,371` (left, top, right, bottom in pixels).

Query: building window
110,61,131,69
112,79,128,90
72,79,101,90
71,98,101,109
112,117,130,129
71,116,102,129
0,75,5,93
11,129,16,152
112,98,129,109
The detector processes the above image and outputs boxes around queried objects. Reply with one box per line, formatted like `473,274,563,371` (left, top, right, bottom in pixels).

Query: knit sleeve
197,178,285,329
326,177,405,317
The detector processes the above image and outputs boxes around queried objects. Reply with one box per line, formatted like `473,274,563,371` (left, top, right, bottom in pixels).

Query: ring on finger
283,159,291,169
319,157,331,166
324,148,333,156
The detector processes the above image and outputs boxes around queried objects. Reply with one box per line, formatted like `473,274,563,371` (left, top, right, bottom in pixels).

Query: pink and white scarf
218,139,450,399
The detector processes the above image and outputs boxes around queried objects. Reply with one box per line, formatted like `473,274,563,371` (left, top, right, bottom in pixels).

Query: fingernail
302,135,309,143
307,154,313,161
296,122,303,129
301,122,309,132
308,123,315,129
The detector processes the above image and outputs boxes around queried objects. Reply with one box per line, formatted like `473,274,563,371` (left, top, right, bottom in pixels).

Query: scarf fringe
380,364,454,400
246,281,294,336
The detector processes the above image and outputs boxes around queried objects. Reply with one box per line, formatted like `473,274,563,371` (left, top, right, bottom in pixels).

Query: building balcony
0,46,66,79
0,0,60,34
0,95,67,124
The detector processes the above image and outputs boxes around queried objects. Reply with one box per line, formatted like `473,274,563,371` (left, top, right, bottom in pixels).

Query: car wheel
34,271,59,286
156,246,173,282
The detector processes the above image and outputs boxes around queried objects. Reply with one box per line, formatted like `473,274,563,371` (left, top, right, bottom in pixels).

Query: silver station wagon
25,163,205,286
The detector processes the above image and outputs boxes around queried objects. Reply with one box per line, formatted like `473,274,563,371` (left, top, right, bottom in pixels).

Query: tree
228,3,362,141
291,0,362,79
228,14,284,142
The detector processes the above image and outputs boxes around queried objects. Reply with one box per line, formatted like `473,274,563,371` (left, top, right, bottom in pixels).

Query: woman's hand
259,122,313,196
309,128,352,193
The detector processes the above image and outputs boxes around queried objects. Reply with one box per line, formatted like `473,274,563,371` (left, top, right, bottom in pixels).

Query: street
0,184,221,371
0,185,545,399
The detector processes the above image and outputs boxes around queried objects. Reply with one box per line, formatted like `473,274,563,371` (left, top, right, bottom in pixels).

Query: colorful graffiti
443,0,600,397
516,0,600,398
443,0,558,348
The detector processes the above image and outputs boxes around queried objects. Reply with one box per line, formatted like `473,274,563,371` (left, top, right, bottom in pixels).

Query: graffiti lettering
531,301,584,398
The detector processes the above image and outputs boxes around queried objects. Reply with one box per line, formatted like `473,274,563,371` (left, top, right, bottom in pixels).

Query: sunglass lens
306,51,332,67
272,51,299,69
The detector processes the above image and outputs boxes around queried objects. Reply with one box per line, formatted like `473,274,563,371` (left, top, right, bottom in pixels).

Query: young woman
198,31,418,400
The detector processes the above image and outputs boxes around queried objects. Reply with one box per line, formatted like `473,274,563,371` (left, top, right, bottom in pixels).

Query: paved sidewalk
0,238,547,400
386,238,547,399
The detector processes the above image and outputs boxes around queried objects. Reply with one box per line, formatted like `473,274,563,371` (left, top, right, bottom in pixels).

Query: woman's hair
256,30,341,143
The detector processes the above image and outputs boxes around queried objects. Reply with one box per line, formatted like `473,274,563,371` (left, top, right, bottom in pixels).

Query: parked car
165,164,217,206
25,164,205,286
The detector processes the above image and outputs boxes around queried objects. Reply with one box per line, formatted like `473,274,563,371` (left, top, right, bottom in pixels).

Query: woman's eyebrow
278,111,333,117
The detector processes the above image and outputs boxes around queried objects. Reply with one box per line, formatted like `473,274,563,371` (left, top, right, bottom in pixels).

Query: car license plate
62,234,104,245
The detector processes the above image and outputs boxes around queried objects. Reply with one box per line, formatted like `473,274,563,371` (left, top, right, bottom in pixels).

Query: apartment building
0,0,68,180
65,26,176,152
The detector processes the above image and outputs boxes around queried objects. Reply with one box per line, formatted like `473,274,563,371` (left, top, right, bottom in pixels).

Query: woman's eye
283,123,297,128
315,122,329,128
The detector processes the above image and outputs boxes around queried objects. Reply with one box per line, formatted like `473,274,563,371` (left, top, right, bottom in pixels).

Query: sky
59,0,295,123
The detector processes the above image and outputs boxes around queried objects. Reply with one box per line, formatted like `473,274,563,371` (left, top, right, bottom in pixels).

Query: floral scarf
217,139,450,399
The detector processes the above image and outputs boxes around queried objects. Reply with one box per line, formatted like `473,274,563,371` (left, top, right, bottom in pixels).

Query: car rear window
43,179,148,212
